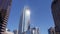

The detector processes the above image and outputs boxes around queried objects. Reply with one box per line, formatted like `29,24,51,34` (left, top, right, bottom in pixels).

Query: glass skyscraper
31,27,39,34
13,29,18,34
18,6,30,34
0,0,12,34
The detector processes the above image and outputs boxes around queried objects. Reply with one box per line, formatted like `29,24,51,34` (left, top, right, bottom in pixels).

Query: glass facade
23,7,30,32
24,30,31,34
13,29,18,34
31,27,39,34
18,6,30,34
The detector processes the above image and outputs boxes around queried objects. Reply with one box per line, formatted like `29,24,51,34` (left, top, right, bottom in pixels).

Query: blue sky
7,0,54,34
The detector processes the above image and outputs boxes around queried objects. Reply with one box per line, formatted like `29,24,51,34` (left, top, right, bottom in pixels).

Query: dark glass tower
0,0,12,34
51,0,60,34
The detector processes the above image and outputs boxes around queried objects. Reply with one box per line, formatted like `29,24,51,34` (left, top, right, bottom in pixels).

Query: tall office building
13,29,18,34
51,0,60,34
31,27,39,34
0,0,12,34
48,27,55,34
18,6,30,34
22,29,31,34
22,27,39,34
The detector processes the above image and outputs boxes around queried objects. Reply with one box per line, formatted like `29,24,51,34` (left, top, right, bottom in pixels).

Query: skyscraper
22,29,31,34
48,27,55,34
13,29,18,34
51,0,60,34
0,0,12,34
22,27,39,34
31,27,39,34
18,6,30,34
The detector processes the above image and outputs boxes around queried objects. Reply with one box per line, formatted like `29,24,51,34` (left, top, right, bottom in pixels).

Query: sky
7,0,55,34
